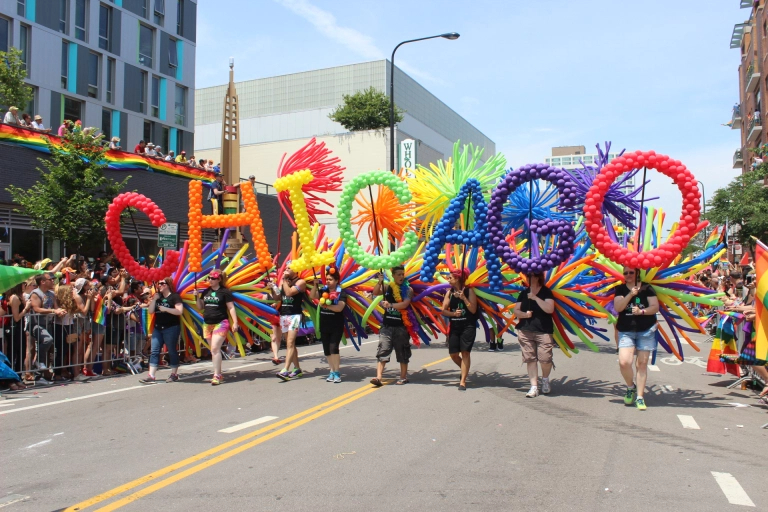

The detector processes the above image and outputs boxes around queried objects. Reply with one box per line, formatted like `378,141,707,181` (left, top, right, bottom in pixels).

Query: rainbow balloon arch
105,139,744,364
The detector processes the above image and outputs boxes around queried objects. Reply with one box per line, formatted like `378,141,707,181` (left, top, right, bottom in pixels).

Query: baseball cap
74,278,88,293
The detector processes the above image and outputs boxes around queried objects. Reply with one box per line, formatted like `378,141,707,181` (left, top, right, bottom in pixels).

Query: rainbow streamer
93,295,107,326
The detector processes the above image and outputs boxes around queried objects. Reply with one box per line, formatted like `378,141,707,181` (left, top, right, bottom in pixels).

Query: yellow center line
65,383,378,512
94,386,381,511
422,356,452,368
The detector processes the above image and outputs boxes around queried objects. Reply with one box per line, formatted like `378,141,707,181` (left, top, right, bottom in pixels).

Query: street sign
158,222,178,249
399,139,417,177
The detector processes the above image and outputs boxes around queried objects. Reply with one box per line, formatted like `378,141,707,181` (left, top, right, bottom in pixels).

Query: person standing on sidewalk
140,278,183,384
271,267,307,381
613,268,659,411
195,270,238,386
441,268,478,391
371,266,413,387
310,267,347,383
513,272,556,398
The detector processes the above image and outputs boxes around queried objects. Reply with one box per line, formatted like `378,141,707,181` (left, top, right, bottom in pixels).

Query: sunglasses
209,276,221,280
158,282,167,287
623,271,636,275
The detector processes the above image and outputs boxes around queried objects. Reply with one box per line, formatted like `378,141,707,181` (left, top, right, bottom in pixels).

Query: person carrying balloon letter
310,266,347,383
371,266,413,387
270,266,307,381
195,270,238,386
613,268,659,411
513,272,556,398
441,268,478,391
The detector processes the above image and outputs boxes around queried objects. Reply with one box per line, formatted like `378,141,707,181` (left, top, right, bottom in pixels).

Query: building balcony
732,105,743,129
748,115,763,143
734,148,744,168
746,64,761,92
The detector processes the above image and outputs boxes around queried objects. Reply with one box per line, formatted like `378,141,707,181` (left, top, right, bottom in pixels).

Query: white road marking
677,414,700,429
0,494,29,508
24,438,52,449
0,398,30,407
218,415,278,433
711,472,755,507
0,340,377,416
648,365,660,372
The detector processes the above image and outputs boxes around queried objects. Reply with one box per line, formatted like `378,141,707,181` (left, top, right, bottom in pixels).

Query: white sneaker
541,378,551,395
525,386,539,398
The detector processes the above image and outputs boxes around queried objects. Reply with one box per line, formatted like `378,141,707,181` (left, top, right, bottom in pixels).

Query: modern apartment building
730,0,768,173
0,0,197,154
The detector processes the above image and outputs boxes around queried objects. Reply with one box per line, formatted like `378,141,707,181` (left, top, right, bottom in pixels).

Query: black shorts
448,325,476,354
376,326,411,363
321,329,343,356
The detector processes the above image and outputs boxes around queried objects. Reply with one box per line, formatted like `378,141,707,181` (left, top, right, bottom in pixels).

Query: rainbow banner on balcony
0,124,215,183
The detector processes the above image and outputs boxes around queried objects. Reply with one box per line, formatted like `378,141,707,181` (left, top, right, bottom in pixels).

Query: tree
7,129,129,255
0,48,34,111
328,87,404,131
705,164,768,258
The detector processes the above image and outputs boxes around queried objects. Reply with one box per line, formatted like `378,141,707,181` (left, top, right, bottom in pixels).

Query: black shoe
497,341,503,350
489,343,497,352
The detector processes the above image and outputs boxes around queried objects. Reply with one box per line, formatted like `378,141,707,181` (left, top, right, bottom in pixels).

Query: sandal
101,369,116,376
370,378,383,387
23,374,35,384
9,382,25,391
396,378,409,385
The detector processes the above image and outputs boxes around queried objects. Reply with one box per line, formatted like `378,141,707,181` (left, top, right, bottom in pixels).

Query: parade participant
270,266,307,381
513,272,556,397
613,267,659,410
310,266,347,383
371,266,413,387
441,268,478,391
195,270,237,386
140,278,183,384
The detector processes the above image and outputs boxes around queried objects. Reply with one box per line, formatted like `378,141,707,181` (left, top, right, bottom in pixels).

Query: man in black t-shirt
613,267,659,411
513,272,556,397
370,266,412,387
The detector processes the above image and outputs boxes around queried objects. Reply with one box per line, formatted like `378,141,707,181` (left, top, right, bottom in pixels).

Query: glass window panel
176,0,183,36
88,52,99,98
0,18,8,53
60,0,68,33
174,85,185,125
151,76,159,117
12,229,42,262
75,0,87,41
101,108,111,140
168,40,177,67
61,41,68,89
63,97,82,121
106,57,114,103
17,0,26,17
139,25,153,67
99,4,110,51
19,25,28,73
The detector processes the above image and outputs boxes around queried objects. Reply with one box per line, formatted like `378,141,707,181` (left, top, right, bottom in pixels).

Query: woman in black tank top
441,268,478,391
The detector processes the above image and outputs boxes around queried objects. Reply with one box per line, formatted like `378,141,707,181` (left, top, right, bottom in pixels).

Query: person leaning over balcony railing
20,113,32,127
154,146,165,158
31,115,51,133
3,106,20,125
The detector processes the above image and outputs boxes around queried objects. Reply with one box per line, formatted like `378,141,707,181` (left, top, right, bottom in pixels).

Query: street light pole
697,180,707,241
389,32,459,173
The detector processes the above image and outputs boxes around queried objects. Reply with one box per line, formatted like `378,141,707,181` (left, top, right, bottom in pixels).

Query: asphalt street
1,323,766,511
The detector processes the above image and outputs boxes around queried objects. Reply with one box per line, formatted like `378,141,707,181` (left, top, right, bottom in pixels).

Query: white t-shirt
31,121,46,130
145,149,157,157
3,112,18,124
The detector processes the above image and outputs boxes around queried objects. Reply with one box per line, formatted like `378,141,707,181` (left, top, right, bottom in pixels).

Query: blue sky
196,0,746,226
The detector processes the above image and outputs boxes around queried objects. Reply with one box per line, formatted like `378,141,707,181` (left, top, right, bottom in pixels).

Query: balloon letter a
420,179,502,286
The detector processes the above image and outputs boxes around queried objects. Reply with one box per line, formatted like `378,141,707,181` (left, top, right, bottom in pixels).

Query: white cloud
274,0,384,60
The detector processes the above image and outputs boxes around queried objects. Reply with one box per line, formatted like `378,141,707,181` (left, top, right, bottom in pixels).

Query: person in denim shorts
613,267,659,411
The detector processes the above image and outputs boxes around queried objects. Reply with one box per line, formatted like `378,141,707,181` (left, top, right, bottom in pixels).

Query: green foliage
0,48,34,111
328,87,403,131
705,164,768,255
6,129,130,255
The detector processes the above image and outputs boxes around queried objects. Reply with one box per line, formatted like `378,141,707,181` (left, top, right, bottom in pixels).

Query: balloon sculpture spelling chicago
104,139,725,359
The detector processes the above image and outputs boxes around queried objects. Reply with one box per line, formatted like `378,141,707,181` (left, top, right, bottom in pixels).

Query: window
174,85,186,125
61,41,69,89
101,108,112,140
19,25,29,73
151,76,159,117
168,38,178,67
17,0,25,16
143,119,151,142
98,4,111,51
139,24,154,67
141,0,148,18
139,71,147,113
59,0,69,34
176,0,183,36
106,57,115,103
87,52,99,98
75,0,87,41
160,126,169,152
0,17,8,53
25,87,36,119
63,96,82,122
154,0,164,25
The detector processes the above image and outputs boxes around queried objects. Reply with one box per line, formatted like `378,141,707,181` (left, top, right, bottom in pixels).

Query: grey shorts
91,321,106,336
376,326,411,364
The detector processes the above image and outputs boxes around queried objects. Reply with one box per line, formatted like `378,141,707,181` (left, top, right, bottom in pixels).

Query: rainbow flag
140,308,155,336
755,238,768,361
0,124,215,183
704,227,720,250
93,295,107,326
706,311,741,376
